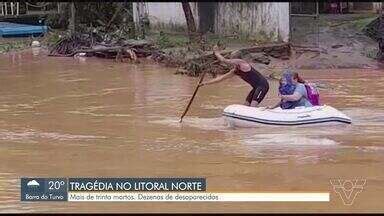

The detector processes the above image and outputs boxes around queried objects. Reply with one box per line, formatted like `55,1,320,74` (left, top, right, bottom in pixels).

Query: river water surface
0,50,383,213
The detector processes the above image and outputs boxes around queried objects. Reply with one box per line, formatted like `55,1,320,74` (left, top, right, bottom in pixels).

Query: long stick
179,70,207,123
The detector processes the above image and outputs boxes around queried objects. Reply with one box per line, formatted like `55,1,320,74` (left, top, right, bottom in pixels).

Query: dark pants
246,84,269,104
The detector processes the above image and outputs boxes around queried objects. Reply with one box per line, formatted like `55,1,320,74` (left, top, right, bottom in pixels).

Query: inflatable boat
223,104,351,127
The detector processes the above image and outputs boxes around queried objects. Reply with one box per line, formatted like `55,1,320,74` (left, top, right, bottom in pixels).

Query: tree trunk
181,2,197,42
123,1,136,38
68,2,76,33
378,13,384,60
136,2,148,39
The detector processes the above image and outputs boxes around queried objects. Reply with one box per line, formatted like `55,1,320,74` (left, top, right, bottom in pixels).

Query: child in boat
268,70,297,109
279,71,313,108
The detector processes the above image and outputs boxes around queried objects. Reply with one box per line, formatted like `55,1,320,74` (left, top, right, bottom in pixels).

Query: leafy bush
155,32,188,49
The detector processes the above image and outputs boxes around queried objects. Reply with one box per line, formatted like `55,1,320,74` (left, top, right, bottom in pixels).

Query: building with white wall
133,2,290,42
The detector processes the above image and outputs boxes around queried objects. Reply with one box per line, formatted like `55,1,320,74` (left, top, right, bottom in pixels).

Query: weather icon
27,180,40,188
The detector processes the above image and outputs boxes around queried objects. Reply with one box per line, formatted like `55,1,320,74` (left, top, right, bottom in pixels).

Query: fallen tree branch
188,42,291,62
293,47,328,54
74,45,125,53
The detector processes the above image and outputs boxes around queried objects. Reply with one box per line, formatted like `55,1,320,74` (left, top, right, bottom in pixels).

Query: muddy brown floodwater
0,49,384,213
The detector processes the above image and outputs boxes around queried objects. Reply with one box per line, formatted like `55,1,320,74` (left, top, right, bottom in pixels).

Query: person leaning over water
199,46,270,107
268,70,312,109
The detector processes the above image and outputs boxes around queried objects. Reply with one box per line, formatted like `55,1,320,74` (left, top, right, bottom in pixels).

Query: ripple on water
57,78,90,83
66,105,131,118
243,134,339,147
343,108,384,126
200,104,227,110
355,146,384,152
149,116,230,131
221,132,343,165
100,87,130,96
0,173,33,213
66,110,131,117
0,129,106,142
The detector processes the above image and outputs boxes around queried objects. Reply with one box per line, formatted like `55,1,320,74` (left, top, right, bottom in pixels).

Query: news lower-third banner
20,177,329,202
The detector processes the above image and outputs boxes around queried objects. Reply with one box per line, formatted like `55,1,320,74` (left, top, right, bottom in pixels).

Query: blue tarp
0,22,47,37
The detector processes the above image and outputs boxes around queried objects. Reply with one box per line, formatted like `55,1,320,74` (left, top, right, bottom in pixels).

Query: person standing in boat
199,46,270,107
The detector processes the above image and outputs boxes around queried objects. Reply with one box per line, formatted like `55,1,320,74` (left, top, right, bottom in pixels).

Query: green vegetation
151,23,187,33
249,30,273,44
153,31,189,49
149,29,261,51
42,31,65,47
321,13,378,31
350,16,378,31
0,39,31,54
205,33,254,48
0,30,68,54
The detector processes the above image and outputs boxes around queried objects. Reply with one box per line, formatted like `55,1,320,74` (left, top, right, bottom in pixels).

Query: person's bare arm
200,69,235,86
214,51,249,66
280,92,302,101
213,45,251,70
214,51,234,64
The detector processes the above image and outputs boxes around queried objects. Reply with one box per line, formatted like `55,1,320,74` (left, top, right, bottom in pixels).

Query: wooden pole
179,70,207,123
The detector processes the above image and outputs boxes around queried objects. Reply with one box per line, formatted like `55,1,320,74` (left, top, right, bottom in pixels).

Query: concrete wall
215,2,290,42
373,2,383,13
133,2,198,31
133,2,289,42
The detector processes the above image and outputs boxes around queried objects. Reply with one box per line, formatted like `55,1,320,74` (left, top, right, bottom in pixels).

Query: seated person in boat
269,70,297,109
199,45,270,107
268,71,312,109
